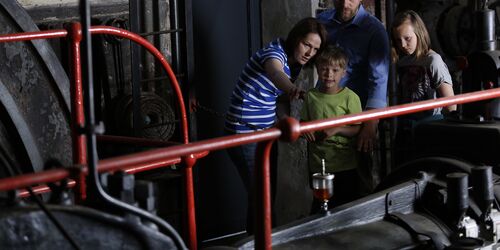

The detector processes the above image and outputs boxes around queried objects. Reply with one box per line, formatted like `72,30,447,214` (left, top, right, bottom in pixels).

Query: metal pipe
89,26,189,144
89,26,193,247
0,27,189,144
0,24,192,248
2,87,500,192
0,29,68,42
0,168,71,191
183,154,198,250
0,86,500,249
128,0,143,138
170,0,182,73
254,140,275,250
68,22,87,201
19,180,76,198
0,157,182,193
142,0,155,91
140,28,183,37
97,134,179,147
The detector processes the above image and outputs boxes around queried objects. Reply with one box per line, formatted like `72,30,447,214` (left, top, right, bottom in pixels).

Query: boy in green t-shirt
300,45,362,207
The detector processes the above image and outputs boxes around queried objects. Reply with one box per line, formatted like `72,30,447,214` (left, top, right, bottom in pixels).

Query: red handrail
1,87,500,247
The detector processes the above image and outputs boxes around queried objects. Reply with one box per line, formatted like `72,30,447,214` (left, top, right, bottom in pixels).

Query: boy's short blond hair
315,45,349,69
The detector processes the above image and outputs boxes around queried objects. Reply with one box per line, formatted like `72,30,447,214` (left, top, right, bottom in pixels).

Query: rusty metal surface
0,0,71,173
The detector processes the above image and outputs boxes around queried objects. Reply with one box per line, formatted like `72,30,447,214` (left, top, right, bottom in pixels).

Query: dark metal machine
0,1,186,249
233,158,500,249
3,0,500,249
462,7,500,121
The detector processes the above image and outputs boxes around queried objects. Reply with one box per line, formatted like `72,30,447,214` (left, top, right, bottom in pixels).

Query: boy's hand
302,129,335,142
314,131,328,141
302,131,316,142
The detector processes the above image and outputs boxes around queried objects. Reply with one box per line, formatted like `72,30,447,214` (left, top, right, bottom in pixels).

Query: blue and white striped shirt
225,39,293,133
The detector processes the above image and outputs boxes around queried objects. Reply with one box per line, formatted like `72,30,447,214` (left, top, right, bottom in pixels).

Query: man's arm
358,22,390,152
365,23,390,110
358,117,378,152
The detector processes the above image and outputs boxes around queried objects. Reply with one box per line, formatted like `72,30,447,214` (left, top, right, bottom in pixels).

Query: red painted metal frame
255,139,276,250
0,25,200,249
69,23,88,202
2,25,500,250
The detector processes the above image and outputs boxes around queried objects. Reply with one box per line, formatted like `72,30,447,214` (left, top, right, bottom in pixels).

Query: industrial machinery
2,0,500,250
232,159,500,249
0,1,188,249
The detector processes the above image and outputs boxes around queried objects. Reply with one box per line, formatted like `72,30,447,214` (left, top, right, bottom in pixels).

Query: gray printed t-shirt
396,50,452,120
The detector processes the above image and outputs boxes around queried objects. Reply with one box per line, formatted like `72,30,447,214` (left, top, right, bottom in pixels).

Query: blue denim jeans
227,142,257,193
225,130,277,234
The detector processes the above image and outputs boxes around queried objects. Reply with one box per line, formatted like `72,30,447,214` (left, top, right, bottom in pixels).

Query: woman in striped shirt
225,17,327,234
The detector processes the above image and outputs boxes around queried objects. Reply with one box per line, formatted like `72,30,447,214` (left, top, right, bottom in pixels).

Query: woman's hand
288,85,306,100
264,59,306,100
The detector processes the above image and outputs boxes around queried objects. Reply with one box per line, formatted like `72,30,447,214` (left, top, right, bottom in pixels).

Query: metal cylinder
475,9,496,51
472,166,493,216
312,173,334,201
446,172,469,225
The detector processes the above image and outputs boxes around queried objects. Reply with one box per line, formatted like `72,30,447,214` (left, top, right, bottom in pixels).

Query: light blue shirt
317,5,390,109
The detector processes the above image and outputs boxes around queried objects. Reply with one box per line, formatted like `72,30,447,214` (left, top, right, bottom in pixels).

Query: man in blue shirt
317,0,389,152
317,0,390,191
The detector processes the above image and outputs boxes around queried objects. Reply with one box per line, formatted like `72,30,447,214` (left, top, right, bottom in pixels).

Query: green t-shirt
300,87,362,173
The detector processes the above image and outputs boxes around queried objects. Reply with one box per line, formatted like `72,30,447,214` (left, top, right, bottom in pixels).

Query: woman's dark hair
285,17,327,66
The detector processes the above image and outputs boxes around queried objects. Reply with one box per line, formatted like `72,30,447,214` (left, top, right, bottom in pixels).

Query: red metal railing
2,86,500,248
1,24,500,250
0,24,200,250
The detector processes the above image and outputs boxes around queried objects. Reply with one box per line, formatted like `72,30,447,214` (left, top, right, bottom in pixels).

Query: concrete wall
261,0,320,227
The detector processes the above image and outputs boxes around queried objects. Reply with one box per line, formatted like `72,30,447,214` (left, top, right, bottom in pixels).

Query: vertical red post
183,154,198,250
69,22,87,201
254,139,275,250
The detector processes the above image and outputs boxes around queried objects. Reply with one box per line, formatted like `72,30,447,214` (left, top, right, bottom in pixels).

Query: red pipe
97,135,180,147
254,140,275,250
69,23,87,166
88,26,189,145
19,180,76,198
87,27,196,247
0,29,68,42
183,155,198,250
0,158,182,192
0,25,197,248
0,168,71,191
68,23,87,201
3,87,500,192
0,86,498,247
